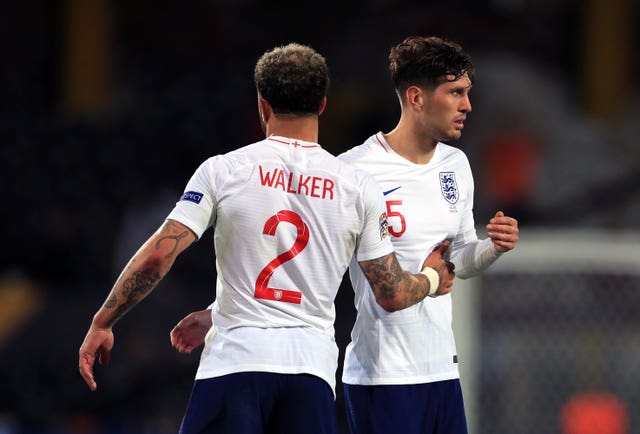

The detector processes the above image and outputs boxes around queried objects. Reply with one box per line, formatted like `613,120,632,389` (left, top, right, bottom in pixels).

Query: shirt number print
254,210,309,304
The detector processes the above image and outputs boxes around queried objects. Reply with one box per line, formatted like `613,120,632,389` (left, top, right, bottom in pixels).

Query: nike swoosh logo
383,186,402,196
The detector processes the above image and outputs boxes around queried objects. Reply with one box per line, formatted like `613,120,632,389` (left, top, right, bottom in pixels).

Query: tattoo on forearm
363,255,402,300
362,253,429,309
104,293,117,308
103,268,161,326
122,269,161,299
99,221,189,326
156,230,189,259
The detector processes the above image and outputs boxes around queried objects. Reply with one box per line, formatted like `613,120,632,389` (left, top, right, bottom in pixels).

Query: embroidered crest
274,290,283,300
439,172,459,205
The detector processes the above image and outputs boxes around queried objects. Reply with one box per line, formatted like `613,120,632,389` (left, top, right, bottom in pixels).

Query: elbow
375,296,405,312
142,252,172,276
455,268,476,280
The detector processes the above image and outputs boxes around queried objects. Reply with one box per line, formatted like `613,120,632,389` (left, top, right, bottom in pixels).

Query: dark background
1,0,639,433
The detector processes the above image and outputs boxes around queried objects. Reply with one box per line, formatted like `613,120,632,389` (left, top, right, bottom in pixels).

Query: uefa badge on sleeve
379,212,389,240
181,191,204,204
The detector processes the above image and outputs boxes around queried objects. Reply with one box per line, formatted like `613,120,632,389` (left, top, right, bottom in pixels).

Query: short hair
389,36,474,94
254,43,329,115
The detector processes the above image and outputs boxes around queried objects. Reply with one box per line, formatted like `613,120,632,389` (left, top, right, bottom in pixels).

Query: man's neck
384,118,437,165
265,114,319,143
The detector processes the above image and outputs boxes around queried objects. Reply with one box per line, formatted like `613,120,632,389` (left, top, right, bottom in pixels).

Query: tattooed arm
79,219,196,391
359,240,455,312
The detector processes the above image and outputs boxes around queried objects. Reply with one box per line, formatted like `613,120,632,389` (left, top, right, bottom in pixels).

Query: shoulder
209,139,271,167
193,140,268,181
338,133,383,164
437,142,472,168
223,139,268,160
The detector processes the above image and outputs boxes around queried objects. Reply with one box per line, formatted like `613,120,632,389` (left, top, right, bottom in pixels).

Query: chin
450,131,463,140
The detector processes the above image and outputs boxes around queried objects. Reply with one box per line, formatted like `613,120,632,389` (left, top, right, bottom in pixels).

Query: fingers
170,323,196,354
488,211,518,227
433,239,451,253
423,239,455,297
487,211,519,253
170,327,185,352
79,351,97,391
170,326,180,348
423,239,452,270
435,264,455,296
78,327,113,392
446,261,455,274
173,338,193,354
97,347,110,366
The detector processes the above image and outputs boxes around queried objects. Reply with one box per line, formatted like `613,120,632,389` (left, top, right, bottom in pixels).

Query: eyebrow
450,82,472,92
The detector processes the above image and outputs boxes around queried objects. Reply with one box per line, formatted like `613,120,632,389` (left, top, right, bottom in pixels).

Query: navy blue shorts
179,372,338,434
344,379,468,434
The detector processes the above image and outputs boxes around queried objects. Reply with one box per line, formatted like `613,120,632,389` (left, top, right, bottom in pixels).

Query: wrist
92,310,115,330
420,267,439,297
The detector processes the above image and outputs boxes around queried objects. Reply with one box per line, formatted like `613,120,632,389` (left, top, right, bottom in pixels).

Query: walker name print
258,165,335,200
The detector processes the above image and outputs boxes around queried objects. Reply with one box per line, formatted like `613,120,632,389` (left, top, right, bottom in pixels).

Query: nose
461,95,472,113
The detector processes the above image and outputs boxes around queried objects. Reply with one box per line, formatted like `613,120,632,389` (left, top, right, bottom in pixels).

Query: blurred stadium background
1,0,639,433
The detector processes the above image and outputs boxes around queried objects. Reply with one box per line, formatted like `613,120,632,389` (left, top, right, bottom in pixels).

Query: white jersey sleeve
166,156,223,239
354,169,393,262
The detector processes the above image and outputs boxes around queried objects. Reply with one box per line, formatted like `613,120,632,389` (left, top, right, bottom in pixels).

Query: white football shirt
166,136,394,393
340,132,478,385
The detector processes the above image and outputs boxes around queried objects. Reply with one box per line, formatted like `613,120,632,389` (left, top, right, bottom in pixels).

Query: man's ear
405,86,424,110
318,96,327,116
258,97,272,123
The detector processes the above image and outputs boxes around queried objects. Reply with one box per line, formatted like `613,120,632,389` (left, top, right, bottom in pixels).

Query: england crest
439,172,459,205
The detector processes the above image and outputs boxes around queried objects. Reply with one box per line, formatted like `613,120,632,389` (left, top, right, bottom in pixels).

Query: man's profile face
422,73,472,142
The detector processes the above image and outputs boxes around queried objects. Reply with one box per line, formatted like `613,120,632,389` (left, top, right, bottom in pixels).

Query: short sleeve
354,171,394,261
166,157,219,239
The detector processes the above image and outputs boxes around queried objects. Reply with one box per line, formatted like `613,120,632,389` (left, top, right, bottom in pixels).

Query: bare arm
359,241,454,312
79,219,196,390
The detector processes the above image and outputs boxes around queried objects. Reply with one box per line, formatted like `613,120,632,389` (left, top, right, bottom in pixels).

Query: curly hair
254,43,329,115
389,36,474,94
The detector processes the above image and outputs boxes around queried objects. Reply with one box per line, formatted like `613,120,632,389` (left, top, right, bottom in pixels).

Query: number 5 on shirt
386,200,406,238
255,210,309,304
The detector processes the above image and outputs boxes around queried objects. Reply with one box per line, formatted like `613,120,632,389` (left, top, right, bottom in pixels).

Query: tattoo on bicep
156,230,189,259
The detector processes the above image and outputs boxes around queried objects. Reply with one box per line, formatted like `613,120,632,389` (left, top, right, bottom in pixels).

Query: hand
486,211,519,253
421,239,455,296
78,326,114,391
170,309,213,354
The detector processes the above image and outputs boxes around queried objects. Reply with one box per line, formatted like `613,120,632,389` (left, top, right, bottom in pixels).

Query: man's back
167,135,393,392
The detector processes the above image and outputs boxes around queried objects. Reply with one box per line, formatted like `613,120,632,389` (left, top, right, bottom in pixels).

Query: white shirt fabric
340,132,480,385
166,135,394,393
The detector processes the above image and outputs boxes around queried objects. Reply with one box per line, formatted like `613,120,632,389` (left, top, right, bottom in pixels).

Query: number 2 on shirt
255,210,309,304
